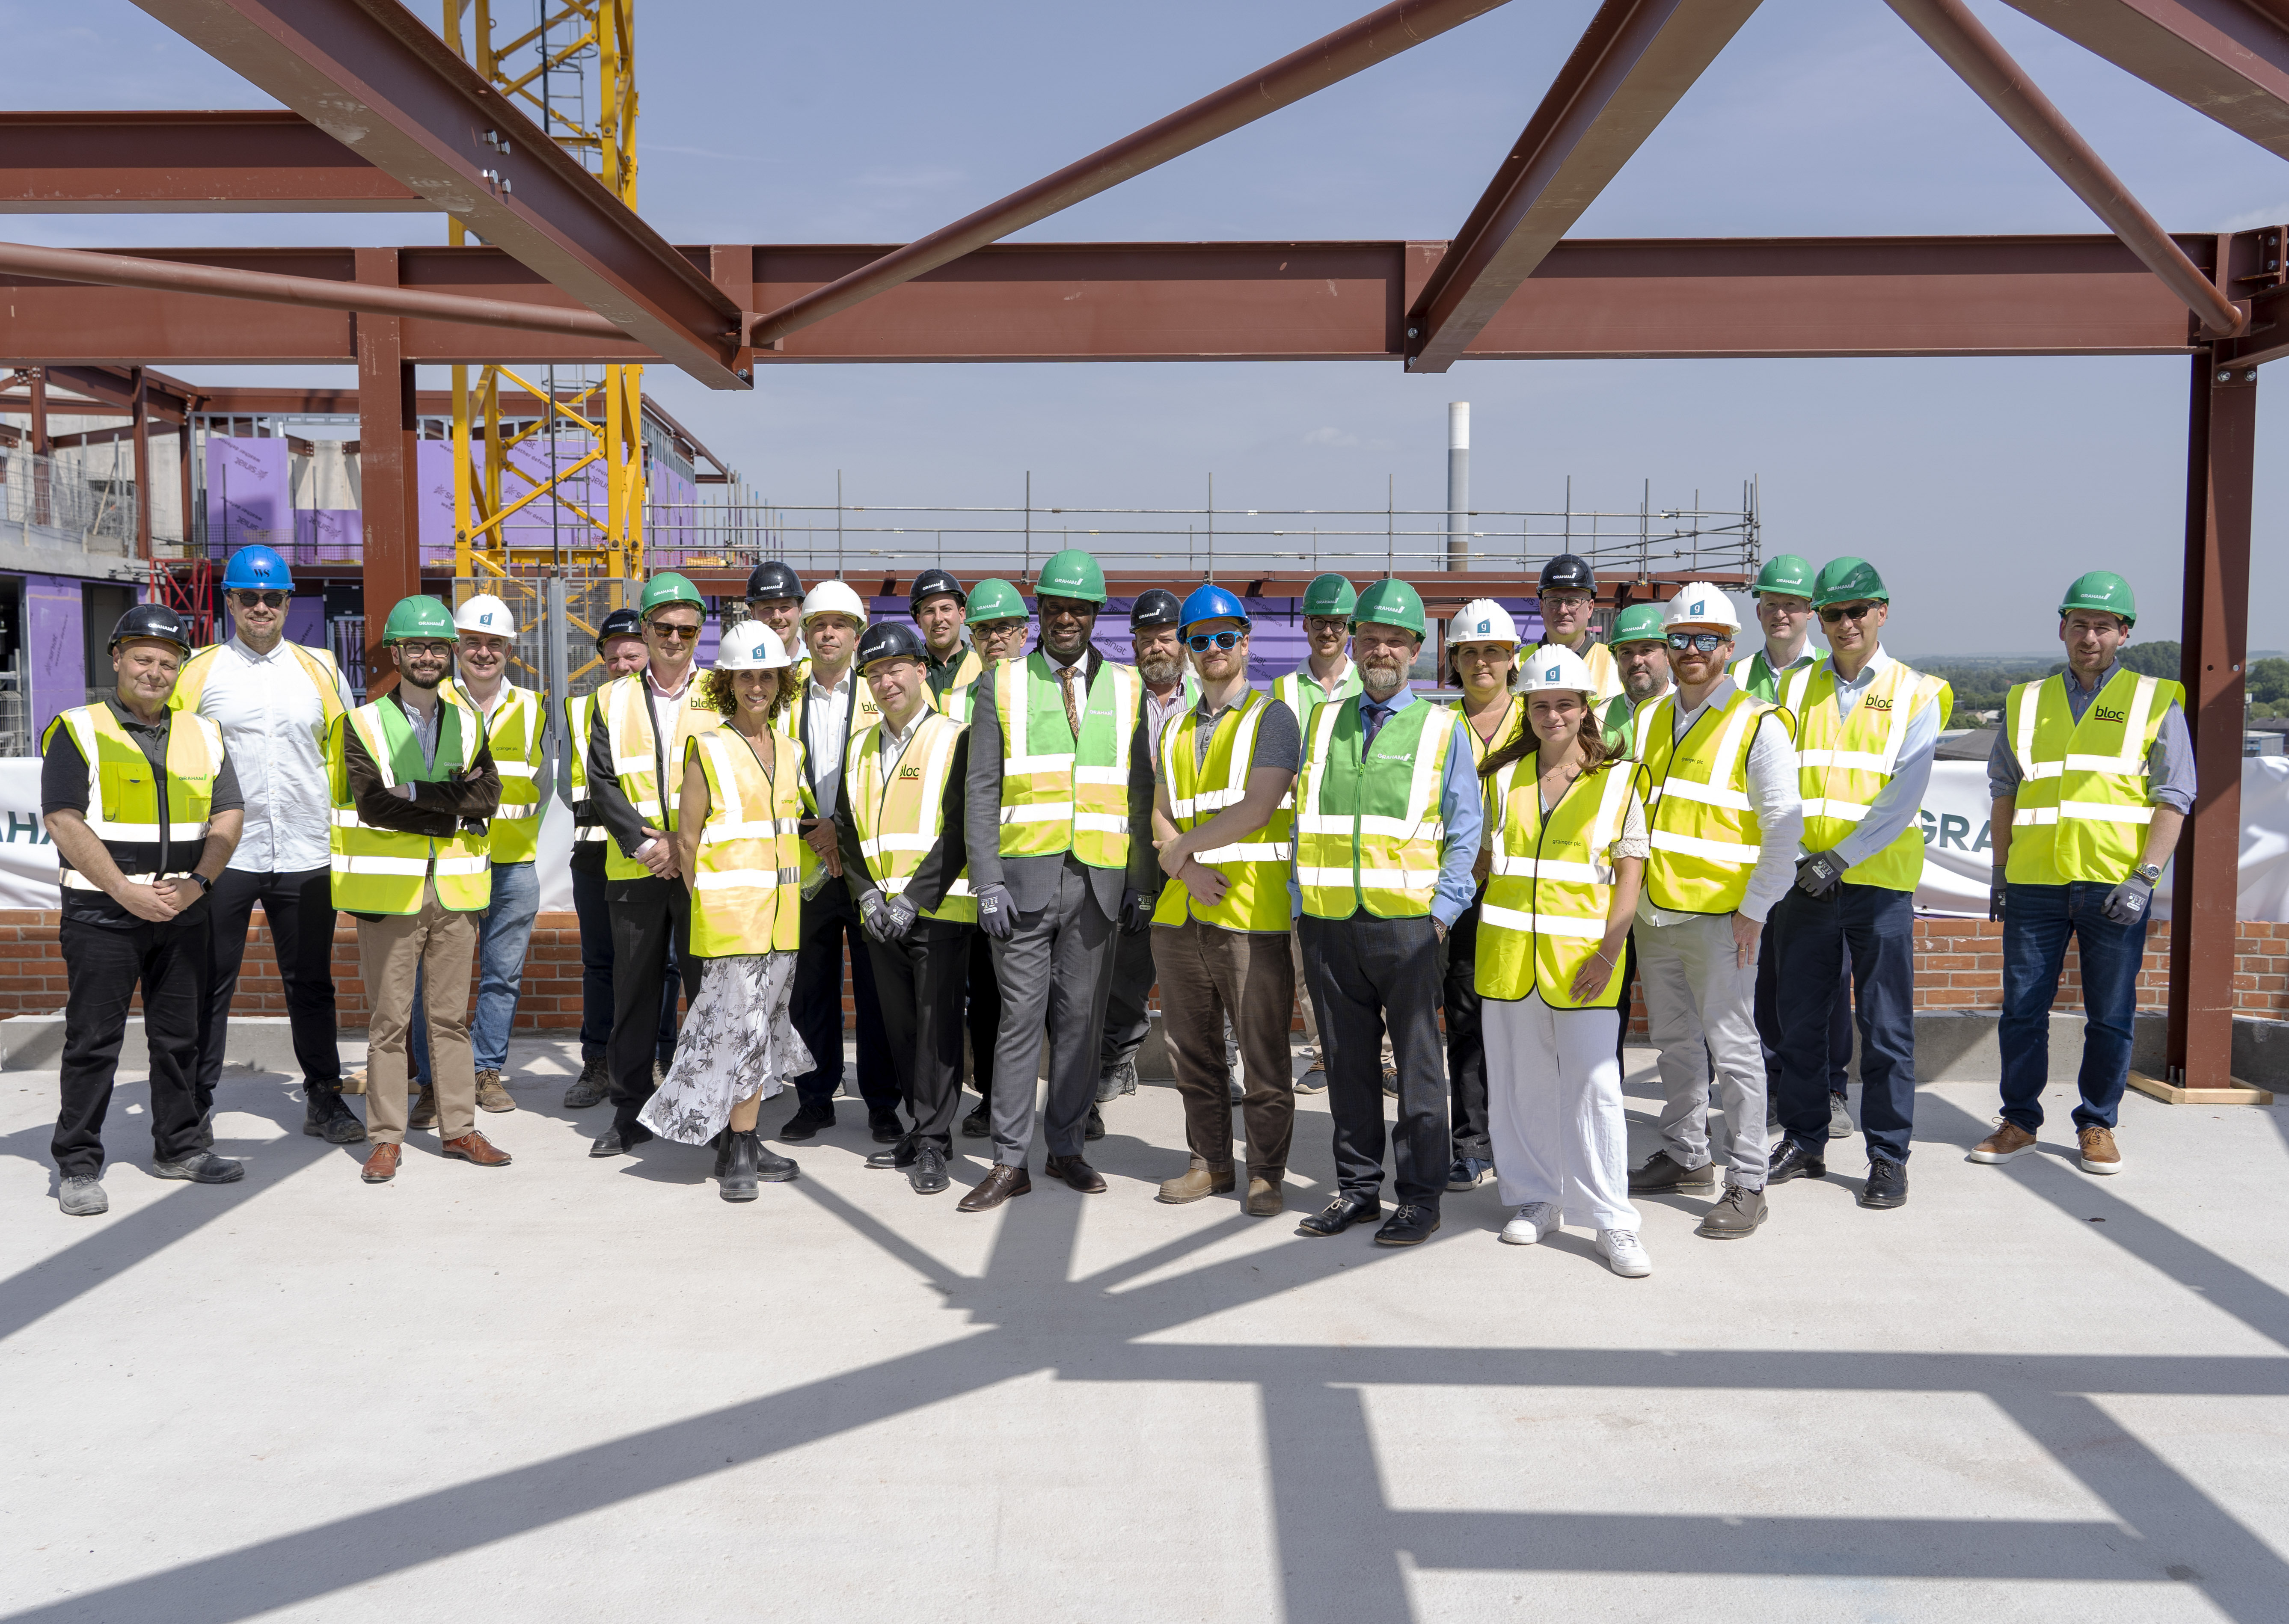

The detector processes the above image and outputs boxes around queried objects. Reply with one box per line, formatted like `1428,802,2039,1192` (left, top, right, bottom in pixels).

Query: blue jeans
1998,881,2147,1134
1771,884,1918,1163
571,860,679,1065
410,861,539,1081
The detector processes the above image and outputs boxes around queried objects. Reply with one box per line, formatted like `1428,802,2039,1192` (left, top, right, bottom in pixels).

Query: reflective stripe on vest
1153,688,1294,933
1272,661,1363,726
1295,697,1452,920
689,728,807,957
458,683,545,864
2003,670,2180,885
847,711,976,924
993,653,1140,869
603,673,718,881
564,691,607,844
1796,660,1950,892
327,693,492,914
169,639,346,744
1638,686,1782,915
1726,649,1816,718
930,648,985,710
42,705,223,887
1476,756,1639,1008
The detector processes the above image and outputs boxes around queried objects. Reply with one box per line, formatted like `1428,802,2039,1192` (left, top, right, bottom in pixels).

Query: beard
1622,671,1664,702
401,666,444,691
1360,656,1407,697
1139,652,1184,686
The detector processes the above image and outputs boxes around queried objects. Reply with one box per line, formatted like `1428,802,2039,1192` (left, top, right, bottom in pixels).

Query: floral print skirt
637,951,810,1145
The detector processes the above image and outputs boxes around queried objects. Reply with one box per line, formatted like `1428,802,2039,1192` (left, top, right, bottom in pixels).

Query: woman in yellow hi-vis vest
1474,646,1652,1277
636,621,814,1202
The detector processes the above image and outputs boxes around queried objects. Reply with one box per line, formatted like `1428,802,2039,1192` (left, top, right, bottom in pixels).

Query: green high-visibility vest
328,691,492,914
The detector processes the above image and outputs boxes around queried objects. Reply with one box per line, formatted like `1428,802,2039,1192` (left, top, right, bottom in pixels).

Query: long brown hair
698,665,794,726
1479,696,1612,782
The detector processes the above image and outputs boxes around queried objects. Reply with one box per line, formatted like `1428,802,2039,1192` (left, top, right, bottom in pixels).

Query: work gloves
976,881,1016,941
860,891,919,944
1989,866,2007,923
2102,872,2154,925
1793,852,1843,901
1118,886,1151,936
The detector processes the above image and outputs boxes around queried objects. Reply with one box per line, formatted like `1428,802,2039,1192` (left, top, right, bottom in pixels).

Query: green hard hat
1035,548,1107,605
1812,556,1889,610
1301,572,1358,618
1351,578,1427,639
1751,554,1816,599
639,571,704,618
381,596,456,644
965,577,1028,625
2059,569,2136,627
1609,603,1668,646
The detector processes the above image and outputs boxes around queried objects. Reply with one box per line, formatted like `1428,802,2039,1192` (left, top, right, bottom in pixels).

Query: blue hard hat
1179,584,1250,631
222,544,294,592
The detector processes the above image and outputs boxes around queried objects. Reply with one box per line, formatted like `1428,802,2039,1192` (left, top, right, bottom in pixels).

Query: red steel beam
1883,0,2246,336
1407,0,1763,373
749,0,1514,348
0,110,424,213
2001,0,2289,163
124,0,750,388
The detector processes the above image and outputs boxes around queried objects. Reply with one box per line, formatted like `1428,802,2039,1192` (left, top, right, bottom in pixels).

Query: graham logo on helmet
1545,664,1561,682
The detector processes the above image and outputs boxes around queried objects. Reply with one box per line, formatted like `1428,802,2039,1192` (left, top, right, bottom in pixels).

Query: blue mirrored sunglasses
1666,631,1728,654
1186,631,1242,652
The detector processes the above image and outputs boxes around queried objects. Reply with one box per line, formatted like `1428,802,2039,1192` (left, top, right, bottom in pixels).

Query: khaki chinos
359,880,479,1144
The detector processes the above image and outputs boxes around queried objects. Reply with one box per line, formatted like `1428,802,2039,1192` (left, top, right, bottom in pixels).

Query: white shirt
1639,677,1804,927
193,635,355,874
805,665,856,818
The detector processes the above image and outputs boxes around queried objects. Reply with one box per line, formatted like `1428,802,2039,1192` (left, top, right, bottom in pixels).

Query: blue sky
8,0,2286,652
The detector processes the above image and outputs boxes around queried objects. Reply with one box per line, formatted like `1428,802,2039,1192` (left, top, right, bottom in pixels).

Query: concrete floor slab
1,1041,2285,1623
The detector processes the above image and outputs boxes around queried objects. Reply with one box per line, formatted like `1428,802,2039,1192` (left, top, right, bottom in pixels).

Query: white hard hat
715,621,793,671
1516,643,1600,700
801,581,867,625
454,593,517,637
1663,581,1742,634
1448,598,1520,648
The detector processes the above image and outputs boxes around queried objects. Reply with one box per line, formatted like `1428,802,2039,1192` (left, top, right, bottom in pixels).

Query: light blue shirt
1818,649,1943,871
1289,687,1484,928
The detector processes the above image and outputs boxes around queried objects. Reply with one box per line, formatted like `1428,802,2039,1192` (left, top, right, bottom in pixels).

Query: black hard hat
856,621,929,671
1538,553,1596,595
110,602,192,655
1129,588,1183,629
745,560,804,603
909,567,966,612
594,607,644,648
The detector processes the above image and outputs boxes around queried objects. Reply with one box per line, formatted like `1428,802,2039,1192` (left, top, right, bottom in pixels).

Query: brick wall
5,911,2285,1030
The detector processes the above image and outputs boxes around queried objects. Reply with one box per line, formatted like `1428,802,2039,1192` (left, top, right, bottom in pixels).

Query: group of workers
41,541,2190,1280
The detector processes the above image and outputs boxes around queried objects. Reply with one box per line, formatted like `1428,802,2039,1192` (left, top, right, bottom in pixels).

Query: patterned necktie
1060,664,1083,740
1362,697,1389,750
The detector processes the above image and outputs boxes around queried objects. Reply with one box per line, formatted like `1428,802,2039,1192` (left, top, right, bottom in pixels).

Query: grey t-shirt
1158,693,1303,783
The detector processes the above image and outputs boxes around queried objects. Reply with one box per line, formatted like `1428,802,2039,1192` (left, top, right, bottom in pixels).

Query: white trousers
1633,912,1769,1190
1482,992,1639,1231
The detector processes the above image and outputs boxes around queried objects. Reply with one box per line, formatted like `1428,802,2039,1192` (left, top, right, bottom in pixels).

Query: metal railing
0,445,140,554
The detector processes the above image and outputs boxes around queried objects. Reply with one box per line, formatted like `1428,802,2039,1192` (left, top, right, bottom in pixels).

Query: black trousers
1098,918,1157,1077
1443,898,1489,1163
56,916,210,1177
790,882,895,1116
198,865,341,1105
966,928,1001,1102
573,860,679,1065
1300,912,1450,1209
867,920,974,1147
1772,886,1918,1163
1756,922,1853,1095
606,874,702,1133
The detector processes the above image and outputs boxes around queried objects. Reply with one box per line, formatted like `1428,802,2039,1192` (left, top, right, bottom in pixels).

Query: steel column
177,418,193,555
131,368,152,560
356,248,422,694
2168,352,2258,1087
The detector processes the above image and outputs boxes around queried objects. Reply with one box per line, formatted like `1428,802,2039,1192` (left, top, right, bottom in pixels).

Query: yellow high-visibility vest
1523,639,1624,705
601,672,719,881
1295,696,1453,920
1797,659,1952,893
930,647,985,707
1476,756,1642,1008
451,682,546,865
564,691,607,846
1638,685,1789,915
688,727,808,957
1153,689,1295,933
846,710,976,924
2003,669,2182,886
43,704,223,888
169,639,346,744
991,653,1140,870
327,690,492,914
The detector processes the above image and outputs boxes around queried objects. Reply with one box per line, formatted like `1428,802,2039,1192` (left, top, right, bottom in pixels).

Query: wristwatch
2133,862,2163,885
189,872,214,894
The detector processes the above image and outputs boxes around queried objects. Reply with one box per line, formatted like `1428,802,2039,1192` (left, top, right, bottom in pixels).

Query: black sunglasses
1820,602,1877,624
1666,631,1728,654
232,590,288,608
1186,631,1243,652
650,622,702,640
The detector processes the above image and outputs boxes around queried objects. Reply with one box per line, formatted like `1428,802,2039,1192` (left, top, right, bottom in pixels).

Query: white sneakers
1597,1228,1653,1278
1500,1202,1556,1245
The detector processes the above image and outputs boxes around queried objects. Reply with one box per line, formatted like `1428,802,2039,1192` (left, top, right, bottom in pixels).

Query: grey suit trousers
987,853,1120,1165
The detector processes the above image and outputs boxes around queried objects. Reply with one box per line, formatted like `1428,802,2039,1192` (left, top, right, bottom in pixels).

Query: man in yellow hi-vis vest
1767,558,1951,1212
332,597,505,1185
42,604,246,1216
1973,572,2193,1178
959,548,1155,1211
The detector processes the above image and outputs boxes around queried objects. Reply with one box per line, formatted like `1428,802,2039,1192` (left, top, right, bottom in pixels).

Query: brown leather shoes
361,1142,401,1184
1245,1177,1284,1217
2077,1125,2123,1176
1043,1154,1107,1194
1967,1122,2039,1165
407,1085,439,1131
957,1163,1031,1212
441,1130,513,1167
1158,1161,1236,1204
